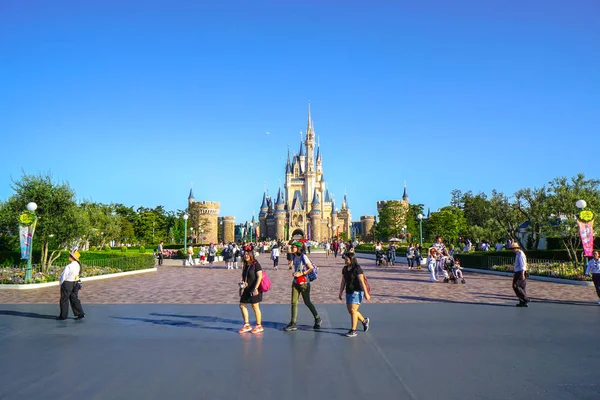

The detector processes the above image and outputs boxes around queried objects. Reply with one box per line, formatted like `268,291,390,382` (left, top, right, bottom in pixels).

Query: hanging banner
577,220,594,257
19,225,32,260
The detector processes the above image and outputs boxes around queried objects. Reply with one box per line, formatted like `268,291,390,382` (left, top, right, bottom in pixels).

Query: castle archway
291,229,305,239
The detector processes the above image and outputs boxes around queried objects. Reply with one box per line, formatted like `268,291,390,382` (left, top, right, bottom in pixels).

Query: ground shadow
367,276,432,284
371,293,514,307
148,313,347,336
470,292,599,307
0,310,57,320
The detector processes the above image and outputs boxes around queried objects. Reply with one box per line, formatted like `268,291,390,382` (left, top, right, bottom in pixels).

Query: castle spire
311,188,320,208
188,187,194,200
298,131,305,156
343,190,348,209
402,180,408,201
260,191,268,210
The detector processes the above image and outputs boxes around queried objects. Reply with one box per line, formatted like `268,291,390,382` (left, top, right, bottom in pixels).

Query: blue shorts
346,291,364,305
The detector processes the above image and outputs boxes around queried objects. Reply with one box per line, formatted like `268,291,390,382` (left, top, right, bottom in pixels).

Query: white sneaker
597,301,600,305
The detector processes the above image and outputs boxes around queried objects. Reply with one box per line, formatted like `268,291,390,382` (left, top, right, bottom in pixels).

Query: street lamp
183,213,189,249
403,225,407,242
201,229,204,246
21,202,38,282
417,214,423,248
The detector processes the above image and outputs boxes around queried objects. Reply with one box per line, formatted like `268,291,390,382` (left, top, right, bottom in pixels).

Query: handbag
257,264,271,293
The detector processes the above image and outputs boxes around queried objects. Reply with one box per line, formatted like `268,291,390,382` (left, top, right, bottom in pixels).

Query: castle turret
275,188,286,240
259,191,268,238
188,187,195,206
331,198,338,239
223,216,235,243
310,188,321,242
402,181,409,203
360,215,376,242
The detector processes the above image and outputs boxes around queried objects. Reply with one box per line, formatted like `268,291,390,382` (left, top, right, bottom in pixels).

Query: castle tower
360,216,376,242
331,199,338,239
303,103,316,207
309,188,321,243
402,181,409,204
275,188,286,240
189,201,220,244
258,191,268,238
223,216,235,243
188,187,195,206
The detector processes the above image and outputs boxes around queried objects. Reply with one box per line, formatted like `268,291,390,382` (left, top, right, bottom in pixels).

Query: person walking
271,243,280,270
324,241,331,258
207,243,216,269
157,241,164,266
427,246,438,282
238,248,264,334
339,252,370,337
57,250,85,320
332,240,339,258
406,243,415,269
283,241,322,332
510,242,529,307
414,244,422,269
187,245,195,266
585,250,600,305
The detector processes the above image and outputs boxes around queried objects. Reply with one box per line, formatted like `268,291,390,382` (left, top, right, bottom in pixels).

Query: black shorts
240,288,262,304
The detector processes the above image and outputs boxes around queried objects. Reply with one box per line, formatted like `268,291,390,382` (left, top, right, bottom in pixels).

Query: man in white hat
57,250,85,320
510,242,529,307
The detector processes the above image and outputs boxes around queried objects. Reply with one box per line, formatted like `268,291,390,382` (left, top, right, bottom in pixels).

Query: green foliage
426,206,466,244
103,245,111,251
0,172,86,271
139,245,146,253
120,246,127,253
90,246,98,251
375,200,409,241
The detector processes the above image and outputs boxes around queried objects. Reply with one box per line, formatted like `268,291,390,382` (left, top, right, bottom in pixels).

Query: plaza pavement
0,252,597,305
2,253,600,399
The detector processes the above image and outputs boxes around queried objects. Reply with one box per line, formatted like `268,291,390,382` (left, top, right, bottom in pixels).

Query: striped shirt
514,250,527,272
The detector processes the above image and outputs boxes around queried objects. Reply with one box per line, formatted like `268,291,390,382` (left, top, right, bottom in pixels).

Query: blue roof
291,190,304,211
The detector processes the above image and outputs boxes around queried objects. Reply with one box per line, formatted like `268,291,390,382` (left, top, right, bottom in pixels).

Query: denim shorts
346,291,364,305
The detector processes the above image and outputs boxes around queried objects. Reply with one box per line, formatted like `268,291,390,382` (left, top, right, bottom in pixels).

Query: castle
258,105,351,242
187,191,236,244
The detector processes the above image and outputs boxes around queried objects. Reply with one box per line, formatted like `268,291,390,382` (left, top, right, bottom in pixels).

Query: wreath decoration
19,212,35,225
578,210,594,223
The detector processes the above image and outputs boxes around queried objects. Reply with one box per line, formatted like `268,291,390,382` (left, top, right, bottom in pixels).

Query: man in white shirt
511,242,529,307
585,250,600,304
58,250,85,320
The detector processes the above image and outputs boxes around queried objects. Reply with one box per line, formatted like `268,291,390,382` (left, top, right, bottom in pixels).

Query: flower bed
0,253,156,284
490,262,591,281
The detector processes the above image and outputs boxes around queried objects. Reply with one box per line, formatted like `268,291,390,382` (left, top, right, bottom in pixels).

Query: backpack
222,249,229,259
301,254,318,281
254,263,272,293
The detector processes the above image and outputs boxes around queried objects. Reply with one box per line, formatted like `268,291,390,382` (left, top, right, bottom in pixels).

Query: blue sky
1,1,599,222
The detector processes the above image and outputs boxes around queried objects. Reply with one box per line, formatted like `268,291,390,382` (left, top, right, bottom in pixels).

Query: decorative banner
577,220,595,257
19,225,33,260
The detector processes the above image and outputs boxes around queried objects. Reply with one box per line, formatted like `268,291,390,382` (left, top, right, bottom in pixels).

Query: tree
545,174,600,263
461,191,504,244
2,173,86,271
406,204,424,244
426,206,466,244
488,190,522,246
375,201,409,241
514,187,550,250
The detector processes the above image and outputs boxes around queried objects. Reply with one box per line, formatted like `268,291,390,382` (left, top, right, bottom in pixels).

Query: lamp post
417,214,423,248
22,202,38,282
201,229,204,246
183,213,189,248
403,225,407,243
575,199,588,272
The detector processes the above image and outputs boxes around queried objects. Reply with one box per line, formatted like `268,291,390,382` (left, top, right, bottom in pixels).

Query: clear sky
1,1,599,222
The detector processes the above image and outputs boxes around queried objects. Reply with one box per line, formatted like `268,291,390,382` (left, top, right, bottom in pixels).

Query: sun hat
509,242,521,249
69,250,81,261
291,241,303,247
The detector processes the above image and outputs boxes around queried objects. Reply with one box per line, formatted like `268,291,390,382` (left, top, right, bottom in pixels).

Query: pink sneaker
251,325,264,333
238,324,252,333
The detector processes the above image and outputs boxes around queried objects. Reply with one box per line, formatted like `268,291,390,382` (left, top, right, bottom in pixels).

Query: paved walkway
1,253,597,305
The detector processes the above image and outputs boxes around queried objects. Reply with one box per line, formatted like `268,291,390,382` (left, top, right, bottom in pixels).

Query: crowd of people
56,237,600,333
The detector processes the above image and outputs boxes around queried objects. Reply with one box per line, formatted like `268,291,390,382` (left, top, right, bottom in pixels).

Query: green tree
488,190,522,246
545,174,600,263
514,187,550,250
375,200,409,241
2,173,86,271
406,204,424,244
426,206,466,244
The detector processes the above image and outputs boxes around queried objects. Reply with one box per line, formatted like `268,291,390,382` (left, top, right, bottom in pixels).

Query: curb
354,252,593,286
0,267,158,290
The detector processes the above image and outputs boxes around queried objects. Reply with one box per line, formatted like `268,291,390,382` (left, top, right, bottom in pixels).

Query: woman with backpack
283,241,322,332
238,247,264,334
338,252,370,337
207,243,216,269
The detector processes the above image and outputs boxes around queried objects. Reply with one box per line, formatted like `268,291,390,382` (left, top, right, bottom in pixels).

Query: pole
419,219,423,248
183,217,187,250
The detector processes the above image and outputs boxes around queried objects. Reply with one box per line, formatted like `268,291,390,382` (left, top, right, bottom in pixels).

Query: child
454,258,464,280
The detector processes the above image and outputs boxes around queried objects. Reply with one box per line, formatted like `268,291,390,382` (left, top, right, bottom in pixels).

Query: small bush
120,246,127,253
90,246,98,251
103,245,111,252
139,246,146,253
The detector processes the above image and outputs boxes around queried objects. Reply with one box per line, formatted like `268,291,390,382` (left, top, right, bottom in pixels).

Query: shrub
103,245,111,251
139,246,146,253
120,246,127,253
90,246,98,251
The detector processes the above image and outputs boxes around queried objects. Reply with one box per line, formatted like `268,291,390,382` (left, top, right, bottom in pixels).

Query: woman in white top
58,250,85,320
585,250,600,304
271,244,280,270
